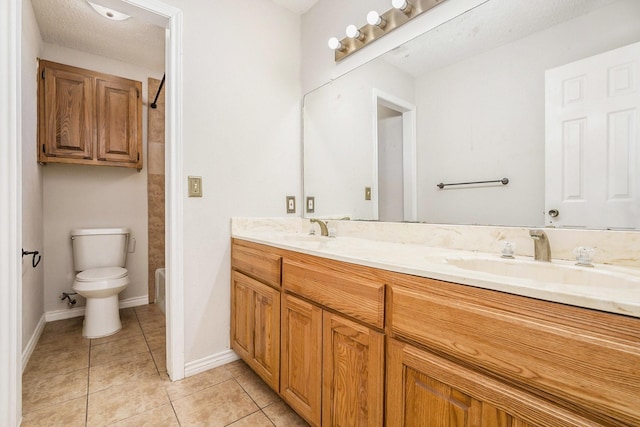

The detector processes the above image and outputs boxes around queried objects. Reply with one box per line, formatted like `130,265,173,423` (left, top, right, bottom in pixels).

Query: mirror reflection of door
545,41,640,230
378,105,404,222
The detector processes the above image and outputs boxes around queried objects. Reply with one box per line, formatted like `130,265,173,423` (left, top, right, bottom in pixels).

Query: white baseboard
184,349,239,378
44,295,150,322
22,314,46,372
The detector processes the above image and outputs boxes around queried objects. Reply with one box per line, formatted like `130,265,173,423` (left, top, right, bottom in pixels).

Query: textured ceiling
30,0,317,73
383,0,618,77
31,0,166,72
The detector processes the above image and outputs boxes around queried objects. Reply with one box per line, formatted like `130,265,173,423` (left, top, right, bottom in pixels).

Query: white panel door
545,41,640,229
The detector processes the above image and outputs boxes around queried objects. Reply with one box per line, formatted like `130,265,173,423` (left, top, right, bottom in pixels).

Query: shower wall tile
147,77,166,302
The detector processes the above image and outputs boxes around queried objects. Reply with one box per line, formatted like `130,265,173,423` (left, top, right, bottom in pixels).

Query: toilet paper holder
22,249,41,268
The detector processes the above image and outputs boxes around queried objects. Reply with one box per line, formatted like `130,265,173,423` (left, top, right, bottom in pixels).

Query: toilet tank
71,228,130,271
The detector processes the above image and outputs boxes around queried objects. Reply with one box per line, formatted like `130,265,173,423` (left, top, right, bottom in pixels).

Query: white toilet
71,227,130,338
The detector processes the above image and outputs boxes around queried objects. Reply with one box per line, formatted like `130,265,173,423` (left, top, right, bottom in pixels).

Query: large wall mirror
303,0,640,230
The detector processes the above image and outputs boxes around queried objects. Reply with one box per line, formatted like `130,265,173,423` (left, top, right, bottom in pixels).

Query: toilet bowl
70,228,130,338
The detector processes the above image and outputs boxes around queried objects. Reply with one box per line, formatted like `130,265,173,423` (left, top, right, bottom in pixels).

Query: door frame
372,89,417,222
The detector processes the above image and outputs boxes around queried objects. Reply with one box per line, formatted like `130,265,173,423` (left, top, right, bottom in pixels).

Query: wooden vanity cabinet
38,60,142,170
230,240,283,391
281,255,386,427
387,275,640,427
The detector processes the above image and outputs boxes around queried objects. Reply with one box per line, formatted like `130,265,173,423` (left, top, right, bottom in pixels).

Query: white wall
304,59,414,219
21,0,44,351
41,44,162,313
416,0,640,226
161,0,301,363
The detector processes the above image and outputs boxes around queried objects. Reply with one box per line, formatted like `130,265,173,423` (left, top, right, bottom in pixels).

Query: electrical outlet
188,176,202,197
306,196,315,213
365,186,372,201
286,196,296,213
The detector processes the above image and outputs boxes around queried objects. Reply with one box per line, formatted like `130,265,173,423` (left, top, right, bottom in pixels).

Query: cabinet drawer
283,256,385,329
388,277,640,426
231,240,282,288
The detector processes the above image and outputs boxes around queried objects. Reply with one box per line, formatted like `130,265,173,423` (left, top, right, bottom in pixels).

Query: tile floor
22,304,309,426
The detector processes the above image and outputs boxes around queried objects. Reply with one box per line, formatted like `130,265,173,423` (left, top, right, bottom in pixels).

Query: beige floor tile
24,346,89,382
119,307,138,323
235,369,279,408
89,351,158,393
151,347,167,373
90,334,149,366
172,379,258,426
86,373,169,426
23,368,88,413
21,395,87,427
225,359,253,378
36,328,90,353
109,403,179,427
263,401,310,427
228,410,275,427
140,316,166,334
164,365,233,401
90,318,143,346
42,316,84,335
144,325,166,350
134,303,163,317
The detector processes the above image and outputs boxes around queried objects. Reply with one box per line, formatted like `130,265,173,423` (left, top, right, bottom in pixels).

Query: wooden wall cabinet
231,240,283,391
38,60,142,170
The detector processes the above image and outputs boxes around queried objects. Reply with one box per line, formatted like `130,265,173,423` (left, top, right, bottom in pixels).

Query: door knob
548,209,559,218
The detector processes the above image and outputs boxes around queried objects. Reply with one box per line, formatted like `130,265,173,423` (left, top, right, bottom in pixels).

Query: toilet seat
76,267,128,282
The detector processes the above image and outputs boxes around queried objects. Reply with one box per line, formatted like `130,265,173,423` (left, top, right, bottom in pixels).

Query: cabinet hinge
137,153,140,161
41,69,45,80
42,144,45,153
136,88,140,98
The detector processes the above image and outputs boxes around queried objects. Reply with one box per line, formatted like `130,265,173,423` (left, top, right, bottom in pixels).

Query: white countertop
232,228,640,319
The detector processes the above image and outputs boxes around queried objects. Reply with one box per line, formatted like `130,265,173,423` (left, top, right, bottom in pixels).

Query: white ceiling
30,0,319,72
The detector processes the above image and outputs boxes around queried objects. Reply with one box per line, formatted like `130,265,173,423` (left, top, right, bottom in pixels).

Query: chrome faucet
529,229,551,262
310,219,329,237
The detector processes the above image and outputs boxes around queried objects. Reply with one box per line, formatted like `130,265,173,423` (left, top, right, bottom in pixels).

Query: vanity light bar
329,0,447,62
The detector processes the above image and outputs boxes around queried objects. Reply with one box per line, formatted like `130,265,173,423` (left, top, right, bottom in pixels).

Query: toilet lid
76,267,128,282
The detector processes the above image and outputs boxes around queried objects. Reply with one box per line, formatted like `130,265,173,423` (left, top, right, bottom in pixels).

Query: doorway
0,0,184,423
372,89,417,222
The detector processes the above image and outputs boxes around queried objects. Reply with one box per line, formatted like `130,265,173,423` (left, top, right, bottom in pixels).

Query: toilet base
83,294,122,338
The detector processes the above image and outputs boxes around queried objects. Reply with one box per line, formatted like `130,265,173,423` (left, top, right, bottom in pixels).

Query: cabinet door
386,339,600,427
39,62,94,161
281,294,322,426
230,271,280,390
322,312,384,427
96,77,142,167
252,282,280,389
230,272,252,360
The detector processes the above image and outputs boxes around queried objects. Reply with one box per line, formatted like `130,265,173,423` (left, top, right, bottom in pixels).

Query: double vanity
230,218,640,427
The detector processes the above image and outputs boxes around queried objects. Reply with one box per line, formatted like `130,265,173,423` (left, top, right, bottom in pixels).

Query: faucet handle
501,241,515,259
574,247,595,267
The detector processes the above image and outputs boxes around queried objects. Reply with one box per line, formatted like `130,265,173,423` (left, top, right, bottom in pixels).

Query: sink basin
445,256,640,288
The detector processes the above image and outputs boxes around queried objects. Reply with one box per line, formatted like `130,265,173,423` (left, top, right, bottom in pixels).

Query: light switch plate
365,186,372,201
188,176,202,197
286,196,296,213
306,196,315,213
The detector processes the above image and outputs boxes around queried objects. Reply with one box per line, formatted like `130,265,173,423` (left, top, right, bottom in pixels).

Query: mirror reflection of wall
303,0,640,229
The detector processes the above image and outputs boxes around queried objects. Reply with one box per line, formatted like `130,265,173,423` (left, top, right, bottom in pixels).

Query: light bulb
345,24,360,39
328,37,342,51
366,10,387,28
392,0,412,13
